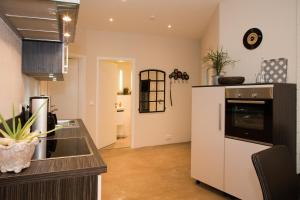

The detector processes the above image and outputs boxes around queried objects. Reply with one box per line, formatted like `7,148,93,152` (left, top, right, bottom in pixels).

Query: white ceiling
77,0,220,40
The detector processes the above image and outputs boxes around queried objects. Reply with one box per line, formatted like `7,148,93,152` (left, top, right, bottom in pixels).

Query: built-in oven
225,87,273,144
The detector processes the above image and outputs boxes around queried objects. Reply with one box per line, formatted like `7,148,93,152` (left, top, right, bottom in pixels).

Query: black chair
251,145,300,200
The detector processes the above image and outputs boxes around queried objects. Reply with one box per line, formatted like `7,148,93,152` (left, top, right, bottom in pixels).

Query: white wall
200,7,220,85
219,0,297,84
40,56,87,121
0,18,39,119
70,30,202,148
42,58,80,119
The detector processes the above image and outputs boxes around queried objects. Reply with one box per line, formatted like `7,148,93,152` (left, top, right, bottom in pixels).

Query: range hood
0,0,79,43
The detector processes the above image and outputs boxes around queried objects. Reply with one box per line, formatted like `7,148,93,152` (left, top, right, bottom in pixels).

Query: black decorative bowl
218,76,245,85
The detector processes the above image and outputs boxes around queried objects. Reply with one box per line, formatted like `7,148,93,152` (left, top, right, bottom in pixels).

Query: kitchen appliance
48,104,57,135
225,87,273,144
33,138,47,160
30,96,49,136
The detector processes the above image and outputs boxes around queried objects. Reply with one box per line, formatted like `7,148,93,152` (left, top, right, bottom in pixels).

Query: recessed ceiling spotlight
149,15,156,21
121,0,127,2
64,32,71,37
109,18,114,22
168,24,172,29
63,15,72,22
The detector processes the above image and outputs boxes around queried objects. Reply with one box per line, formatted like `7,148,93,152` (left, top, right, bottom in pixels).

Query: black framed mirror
139,69,166,113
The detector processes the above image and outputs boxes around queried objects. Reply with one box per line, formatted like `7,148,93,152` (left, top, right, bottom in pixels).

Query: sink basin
56,119,80,129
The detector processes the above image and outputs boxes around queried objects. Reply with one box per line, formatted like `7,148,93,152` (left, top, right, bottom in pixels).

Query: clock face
243,28,263,50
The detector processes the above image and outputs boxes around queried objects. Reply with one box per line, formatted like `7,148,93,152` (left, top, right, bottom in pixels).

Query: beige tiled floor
102,135,131,150
100,142,230,200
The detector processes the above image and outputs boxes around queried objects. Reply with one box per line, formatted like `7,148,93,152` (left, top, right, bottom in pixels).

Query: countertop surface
192,83,295,88
0,119,107,186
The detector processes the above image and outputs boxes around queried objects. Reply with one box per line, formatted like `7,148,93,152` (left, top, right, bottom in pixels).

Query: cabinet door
224,138,270,200
191,87,225,191
22,40,63,75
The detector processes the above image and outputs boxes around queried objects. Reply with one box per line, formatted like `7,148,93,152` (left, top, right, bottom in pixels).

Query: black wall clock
243,28,263,50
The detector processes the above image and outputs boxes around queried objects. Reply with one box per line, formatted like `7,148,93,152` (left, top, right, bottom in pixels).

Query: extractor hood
0,0,79,43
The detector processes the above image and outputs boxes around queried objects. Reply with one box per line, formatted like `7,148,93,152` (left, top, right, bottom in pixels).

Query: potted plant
203,48,237,85
0,104,60,173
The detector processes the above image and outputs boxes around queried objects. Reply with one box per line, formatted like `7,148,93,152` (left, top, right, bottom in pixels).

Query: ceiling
77,0,220,40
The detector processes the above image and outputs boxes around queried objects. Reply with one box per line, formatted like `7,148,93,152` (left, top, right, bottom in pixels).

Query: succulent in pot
0,103,60,173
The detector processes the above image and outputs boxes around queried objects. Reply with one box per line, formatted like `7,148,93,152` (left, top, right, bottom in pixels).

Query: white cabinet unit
191,87,225,191
191,85,293,199
98,175,102,200
224,138,270,200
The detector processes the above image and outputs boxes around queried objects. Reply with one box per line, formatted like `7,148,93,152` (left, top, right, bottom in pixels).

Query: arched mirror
139,69,166,113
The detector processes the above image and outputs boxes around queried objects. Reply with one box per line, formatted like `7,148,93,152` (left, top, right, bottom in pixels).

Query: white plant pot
206,68,215,85
0,137,38,173
212,75,223,85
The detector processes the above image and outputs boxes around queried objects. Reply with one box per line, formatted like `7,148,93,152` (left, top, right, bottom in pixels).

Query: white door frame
96,57,136,148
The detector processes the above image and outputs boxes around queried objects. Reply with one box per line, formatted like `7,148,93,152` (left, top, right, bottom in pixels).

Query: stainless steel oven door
225,99,273,144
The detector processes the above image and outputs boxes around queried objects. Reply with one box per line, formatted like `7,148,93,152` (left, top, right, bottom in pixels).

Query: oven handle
227,100,266,104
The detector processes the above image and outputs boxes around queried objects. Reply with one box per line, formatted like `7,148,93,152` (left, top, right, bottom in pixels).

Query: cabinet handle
218,104,222,131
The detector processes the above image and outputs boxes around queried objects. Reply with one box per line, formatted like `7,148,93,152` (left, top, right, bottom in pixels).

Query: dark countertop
192,83,295,88
0,119,107,186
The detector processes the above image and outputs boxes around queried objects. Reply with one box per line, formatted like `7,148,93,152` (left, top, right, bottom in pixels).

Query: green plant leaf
18,116,37,140
0,101,56,142
203,48,237,75
22,132,40,142
14,118,23,139
18,101,47,138
0,129,11,139
0,114,14,138
40,126,63,137
12,105,16,136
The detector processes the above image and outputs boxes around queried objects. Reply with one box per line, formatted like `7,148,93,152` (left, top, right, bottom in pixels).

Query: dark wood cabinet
22,40,64,81
0,175,98,200
0,120,106,200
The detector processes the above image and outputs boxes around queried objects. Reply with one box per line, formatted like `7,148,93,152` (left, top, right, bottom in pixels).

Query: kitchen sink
56,119,80,128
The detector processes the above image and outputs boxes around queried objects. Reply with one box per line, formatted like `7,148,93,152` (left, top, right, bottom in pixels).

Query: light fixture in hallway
119,70,123,92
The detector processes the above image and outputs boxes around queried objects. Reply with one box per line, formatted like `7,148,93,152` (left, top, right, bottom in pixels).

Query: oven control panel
226,87,273,99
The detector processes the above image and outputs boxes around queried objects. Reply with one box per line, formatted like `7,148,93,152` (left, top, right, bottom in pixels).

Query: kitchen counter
192,83,295,87
0,119,106,200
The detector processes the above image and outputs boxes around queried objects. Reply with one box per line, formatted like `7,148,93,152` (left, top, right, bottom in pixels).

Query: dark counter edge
77,119,107,174
192,83,296,88
0,119,107,186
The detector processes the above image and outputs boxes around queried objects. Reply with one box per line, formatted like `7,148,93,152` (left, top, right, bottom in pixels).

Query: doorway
40,57,84,119
96,58,134,149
